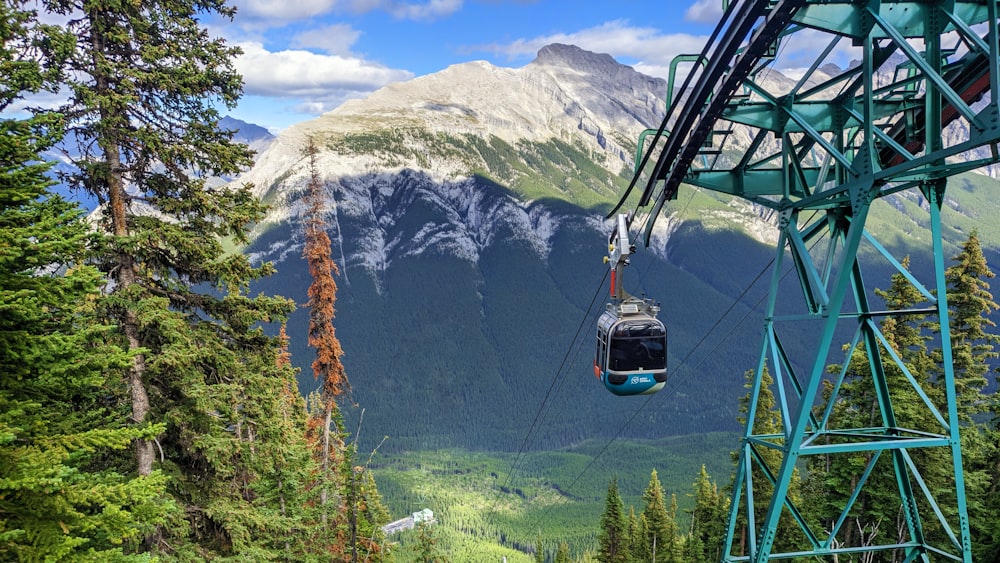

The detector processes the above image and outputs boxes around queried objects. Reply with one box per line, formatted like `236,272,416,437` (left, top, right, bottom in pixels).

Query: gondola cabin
594,300,667,396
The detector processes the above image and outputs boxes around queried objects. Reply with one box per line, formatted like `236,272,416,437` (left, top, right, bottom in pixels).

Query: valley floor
371,432,737,561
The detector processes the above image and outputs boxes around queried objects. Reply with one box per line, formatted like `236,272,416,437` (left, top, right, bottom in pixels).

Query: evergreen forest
0,2,389,560
4,1,1000,562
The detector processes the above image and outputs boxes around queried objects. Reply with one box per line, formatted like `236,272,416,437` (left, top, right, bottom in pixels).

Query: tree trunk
90,18,154,477
320,403,332,524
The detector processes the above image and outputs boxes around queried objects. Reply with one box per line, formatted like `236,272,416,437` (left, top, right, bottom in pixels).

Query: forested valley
5,1,1000,562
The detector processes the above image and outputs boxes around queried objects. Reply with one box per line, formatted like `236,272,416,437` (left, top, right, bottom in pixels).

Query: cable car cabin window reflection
609,321,666,372
596,332,608,373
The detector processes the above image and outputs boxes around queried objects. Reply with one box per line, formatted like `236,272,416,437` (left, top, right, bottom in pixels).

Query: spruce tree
554,541,571,563
597,477,629,563
938,231,1000,560
639,469,679,563
33,0,313,556
301,135,348,552
0,3,167,558
976,428,1000,561
626,507,642,563
941,230,998,422
300,137,389,560
0,126,168,560
415,521,445,563
689,465,727,563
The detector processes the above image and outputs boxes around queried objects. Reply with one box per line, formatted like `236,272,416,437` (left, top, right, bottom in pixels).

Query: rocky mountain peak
240,44,672,210
533,43,621,74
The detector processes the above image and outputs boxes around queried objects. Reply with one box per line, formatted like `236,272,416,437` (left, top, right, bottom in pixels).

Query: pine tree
0,3,168,558
301,133,349,553
639,469,679,563
941,230,998,421
303,138,349,402
352,469,392,560
554,541,571,563
33,0,313,556
301,137,349,512
976,427,1000,561
665,494,682,563
688,465,727,563
300,137,389,560
682,521,707,563
938,231,1000,560
0,134,169,560
415,521,445,563
802,257,963,551
626,507,642,563
598,477,629,563
535,534,546,563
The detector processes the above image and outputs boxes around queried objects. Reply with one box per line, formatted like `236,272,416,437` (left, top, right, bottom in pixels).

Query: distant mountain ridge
219,115,274,155
236,44,1000,453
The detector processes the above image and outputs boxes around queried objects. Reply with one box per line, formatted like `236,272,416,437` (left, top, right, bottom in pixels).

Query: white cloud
475,19,709,80
385,0,463,20
684,0,723,24
235,41,413,100
292,24,363,55
233,0,339,24
232,0,462,26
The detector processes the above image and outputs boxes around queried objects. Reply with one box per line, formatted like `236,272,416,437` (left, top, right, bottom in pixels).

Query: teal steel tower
620,1,1000,560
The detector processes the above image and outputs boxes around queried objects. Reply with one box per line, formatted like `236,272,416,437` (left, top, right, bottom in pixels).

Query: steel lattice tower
621,1,1000,560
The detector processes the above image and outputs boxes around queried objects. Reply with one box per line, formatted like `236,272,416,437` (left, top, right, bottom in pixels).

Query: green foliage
0,5,171,558
325,127,625,211
0,144,171,560
794,234,1000,557
686,466,728,563
554,541,570,563
731,366,805,556
18,0,328,558
597,478,628,563
636,469,680,563
941,229,999,421
414,521,446,563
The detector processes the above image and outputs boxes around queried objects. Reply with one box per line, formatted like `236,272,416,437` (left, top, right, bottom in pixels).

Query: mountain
219,115,275,155
235,44,1000,453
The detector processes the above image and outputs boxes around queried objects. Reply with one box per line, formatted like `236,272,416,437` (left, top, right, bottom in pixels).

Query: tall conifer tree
33,0,313,556
301,137,348,535
732,366,804,554
0,2,167,557
598,477,629,563
534,534,546,563
688,465,727,563
639,469,679,563
939,231,1000,560
941,230,998,421
554,541,571,563
300,138,389,560
626,507,642,563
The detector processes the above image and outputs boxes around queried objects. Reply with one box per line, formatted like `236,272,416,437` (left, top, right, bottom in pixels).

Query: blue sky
213,0,728,132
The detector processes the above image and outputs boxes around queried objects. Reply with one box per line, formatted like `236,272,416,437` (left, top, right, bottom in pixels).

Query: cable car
594,215,667,396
